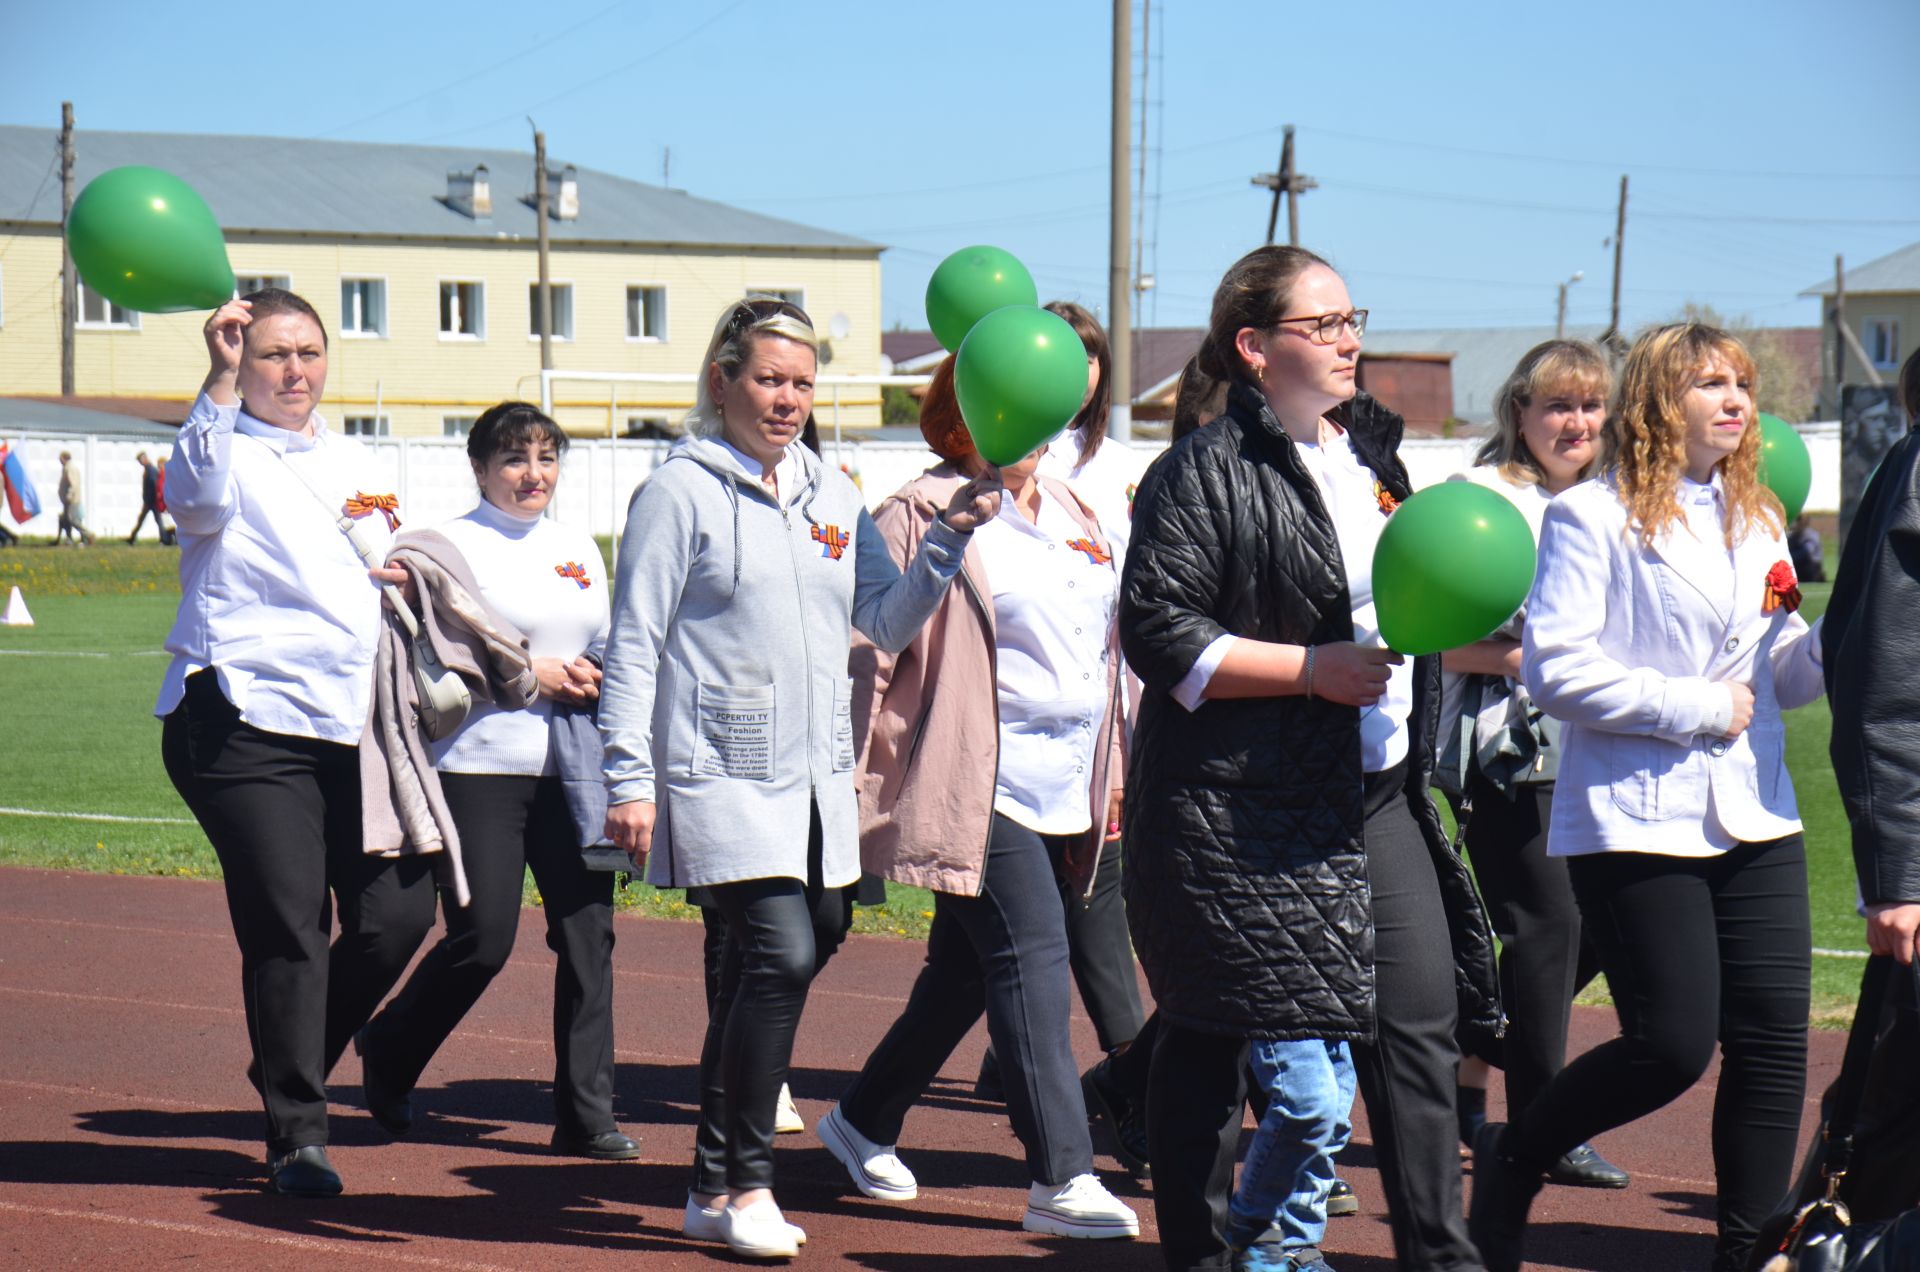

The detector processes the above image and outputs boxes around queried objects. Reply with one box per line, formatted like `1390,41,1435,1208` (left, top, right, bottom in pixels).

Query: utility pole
1604,175,1627,356
1555,270,1583,340
1108,0,1132,441
531,122,553,373
1253,125,1317,246
59,102,76,397
1833,254,1847,414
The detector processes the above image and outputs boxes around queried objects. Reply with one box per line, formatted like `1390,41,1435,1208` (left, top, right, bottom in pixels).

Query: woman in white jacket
1470,323,1826,1272
599,298,1000,1260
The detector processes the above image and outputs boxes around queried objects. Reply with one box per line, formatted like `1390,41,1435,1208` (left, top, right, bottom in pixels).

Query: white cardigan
1521,476,1825,857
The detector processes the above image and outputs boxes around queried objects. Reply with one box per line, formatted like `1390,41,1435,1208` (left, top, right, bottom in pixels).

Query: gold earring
1256,363,1266,383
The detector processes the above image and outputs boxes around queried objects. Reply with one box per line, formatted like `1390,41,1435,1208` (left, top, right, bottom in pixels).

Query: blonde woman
1472,324,1826,1272
1439,341,1625,1189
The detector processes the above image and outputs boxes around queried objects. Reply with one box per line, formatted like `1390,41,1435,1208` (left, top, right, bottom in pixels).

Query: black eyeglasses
727,297,811,336
1273,309,1368,345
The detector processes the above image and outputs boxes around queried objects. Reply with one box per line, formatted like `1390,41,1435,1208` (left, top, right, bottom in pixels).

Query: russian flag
0,443,42,523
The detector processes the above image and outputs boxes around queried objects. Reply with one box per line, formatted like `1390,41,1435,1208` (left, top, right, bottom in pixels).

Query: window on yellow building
750,287,805,311
76,283,139,330
1866,318,1901,372
342,279,387,338
234,274,291,296
529,283,574,341
627,286,666,341
440,282,485,339
444,416,477,437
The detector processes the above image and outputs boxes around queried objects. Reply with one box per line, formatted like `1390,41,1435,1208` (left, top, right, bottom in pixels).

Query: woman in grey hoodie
599,298,1001,1261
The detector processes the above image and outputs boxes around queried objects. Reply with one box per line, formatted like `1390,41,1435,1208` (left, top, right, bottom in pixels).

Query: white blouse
972,484,1119,834
1037,428,1153,573
430,497,611,776
155,393,395,744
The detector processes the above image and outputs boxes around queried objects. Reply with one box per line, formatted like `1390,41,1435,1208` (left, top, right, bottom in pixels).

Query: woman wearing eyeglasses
1119,245,1500,1271
598,297,1002,1261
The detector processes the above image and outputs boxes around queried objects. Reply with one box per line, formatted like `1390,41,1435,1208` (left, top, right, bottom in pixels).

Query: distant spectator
155,458,177,545
57,451,95,546
128,451,163,543
1787,516,1824,582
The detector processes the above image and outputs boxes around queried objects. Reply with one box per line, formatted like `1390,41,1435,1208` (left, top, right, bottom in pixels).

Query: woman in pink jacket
815,358,1138,1240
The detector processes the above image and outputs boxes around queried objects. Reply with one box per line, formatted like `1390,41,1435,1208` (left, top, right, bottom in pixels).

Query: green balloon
1373,483,1537,656
1756,413,1812,522
953,305,1089,467
926,245,1038,352
67,166,235,314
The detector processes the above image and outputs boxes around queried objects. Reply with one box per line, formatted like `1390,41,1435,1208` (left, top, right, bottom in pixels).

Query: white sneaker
720,1196,799,1260
1022,1173,1140,1239
816,1104,918,1200
683,1194,806,1246
775,1082,805,1134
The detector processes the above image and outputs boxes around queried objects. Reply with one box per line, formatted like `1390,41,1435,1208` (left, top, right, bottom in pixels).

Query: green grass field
0,541,1872,1020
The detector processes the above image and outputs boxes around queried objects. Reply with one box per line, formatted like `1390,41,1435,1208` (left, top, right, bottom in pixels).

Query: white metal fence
3,422,1845,543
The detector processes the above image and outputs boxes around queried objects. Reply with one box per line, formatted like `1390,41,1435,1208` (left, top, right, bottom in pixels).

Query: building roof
1800,240,1920,297
0,397,178,437
1362,325,1611,422
0,127,879,253
881,330,945,373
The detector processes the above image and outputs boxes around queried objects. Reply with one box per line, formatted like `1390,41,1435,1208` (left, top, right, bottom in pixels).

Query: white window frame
232,272,292,297
1864,317,1901,372
75,282,140,330
438,279,487,341
626,283,668,342
749,286,805,311
443,415,478,437
527,279,575,343
340,277,389,339
341,414,392,437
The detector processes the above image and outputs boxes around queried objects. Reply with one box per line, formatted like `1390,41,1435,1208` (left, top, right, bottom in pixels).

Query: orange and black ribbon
1762,560,1802,614
344,492,401,532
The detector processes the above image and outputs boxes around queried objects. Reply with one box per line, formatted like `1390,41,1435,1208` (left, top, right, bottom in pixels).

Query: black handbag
1750,956,1920,1271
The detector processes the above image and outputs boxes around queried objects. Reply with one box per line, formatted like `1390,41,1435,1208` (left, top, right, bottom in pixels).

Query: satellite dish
829,312,851,340
818,339,835,366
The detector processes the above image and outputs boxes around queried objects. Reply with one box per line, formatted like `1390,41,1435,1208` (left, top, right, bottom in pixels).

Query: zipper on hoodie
781,504,820,792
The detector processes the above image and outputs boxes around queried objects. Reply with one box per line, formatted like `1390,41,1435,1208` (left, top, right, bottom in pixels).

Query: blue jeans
1227,1039,1357,1251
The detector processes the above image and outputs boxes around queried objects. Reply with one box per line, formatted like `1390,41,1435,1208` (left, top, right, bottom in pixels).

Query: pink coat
851,465,1128,899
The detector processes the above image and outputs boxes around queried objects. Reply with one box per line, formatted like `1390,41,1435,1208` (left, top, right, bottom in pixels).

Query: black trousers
1507,835,1811,1269
161,670,436,1156
1461,776,1601,1113
841,813,1094,1186
363,773,617,1136
1045,831,1148,1055
1145,766,1480,1271
693,805,853,1194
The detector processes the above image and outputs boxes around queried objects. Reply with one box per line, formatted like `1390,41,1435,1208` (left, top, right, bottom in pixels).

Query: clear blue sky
6,0,1917,339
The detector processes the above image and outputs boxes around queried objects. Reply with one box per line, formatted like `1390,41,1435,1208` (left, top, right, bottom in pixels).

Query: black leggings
161,670,436,1155
1507,835,1811,1268
1461,777,1601,1113
364,774,617,1136
692,805,853,1194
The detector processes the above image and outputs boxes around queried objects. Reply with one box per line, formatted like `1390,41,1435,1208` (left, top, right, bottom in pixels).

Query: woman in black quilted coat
1119,245,1501,1271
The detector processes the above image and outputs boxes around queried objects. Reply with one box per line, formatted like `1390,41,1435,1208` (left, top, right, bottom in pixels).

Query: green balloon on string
1756,413,1812,522
953,305,1089,467
67,166,235,314
1373,483,1537,656
926,246,1038,352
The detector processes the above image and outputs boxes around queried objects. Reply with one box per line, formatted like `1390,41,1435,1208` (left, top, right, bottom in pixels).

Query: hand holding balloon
1312,642,1405,707
67,166,235,313
202,300,252,405
942,468,1005,532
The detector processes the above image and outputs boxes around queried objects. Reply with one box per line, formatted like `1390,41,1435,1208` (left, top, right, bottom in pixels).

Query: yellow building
1801,241,1919,413
0,127,885,438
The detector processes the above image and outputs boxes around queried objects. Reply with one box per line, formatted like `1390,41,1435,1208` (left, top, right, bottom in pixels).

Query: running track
0,868,1844,1269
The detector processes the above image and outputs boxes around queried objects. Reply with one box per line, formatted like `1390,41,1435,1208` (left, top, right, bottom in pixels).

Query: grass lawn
0,540,1874,1019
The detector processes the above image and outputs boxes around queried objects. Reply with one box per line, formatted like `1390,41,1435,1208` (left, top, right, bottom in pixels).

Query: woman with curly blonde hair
1469,323,1828,1272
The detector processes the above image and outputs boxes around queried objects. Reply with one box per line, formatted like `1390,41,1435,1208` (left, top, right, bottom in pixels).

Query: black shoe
550,1127,642,1160
1080,1059,1151,1180
1325,1177,1358,1216
353,1027,412,1136
268,1145,342,1197
975,1046,1005,1103
1468,1122,1543,1272
1548,1142,1629,1189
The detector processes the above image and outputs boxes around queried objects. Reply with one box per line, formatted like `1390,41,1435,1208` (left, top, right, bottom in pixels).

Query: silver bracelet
1304,644,1316,700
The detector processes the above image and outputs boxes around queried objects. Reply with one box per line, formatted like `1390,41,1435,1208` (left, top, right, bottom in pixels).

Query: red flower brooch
1762,560,1802,614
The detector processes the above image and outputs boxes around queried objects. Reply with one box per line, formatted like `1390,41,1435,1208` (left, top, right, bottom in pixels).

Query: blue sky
5,0,1917,339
